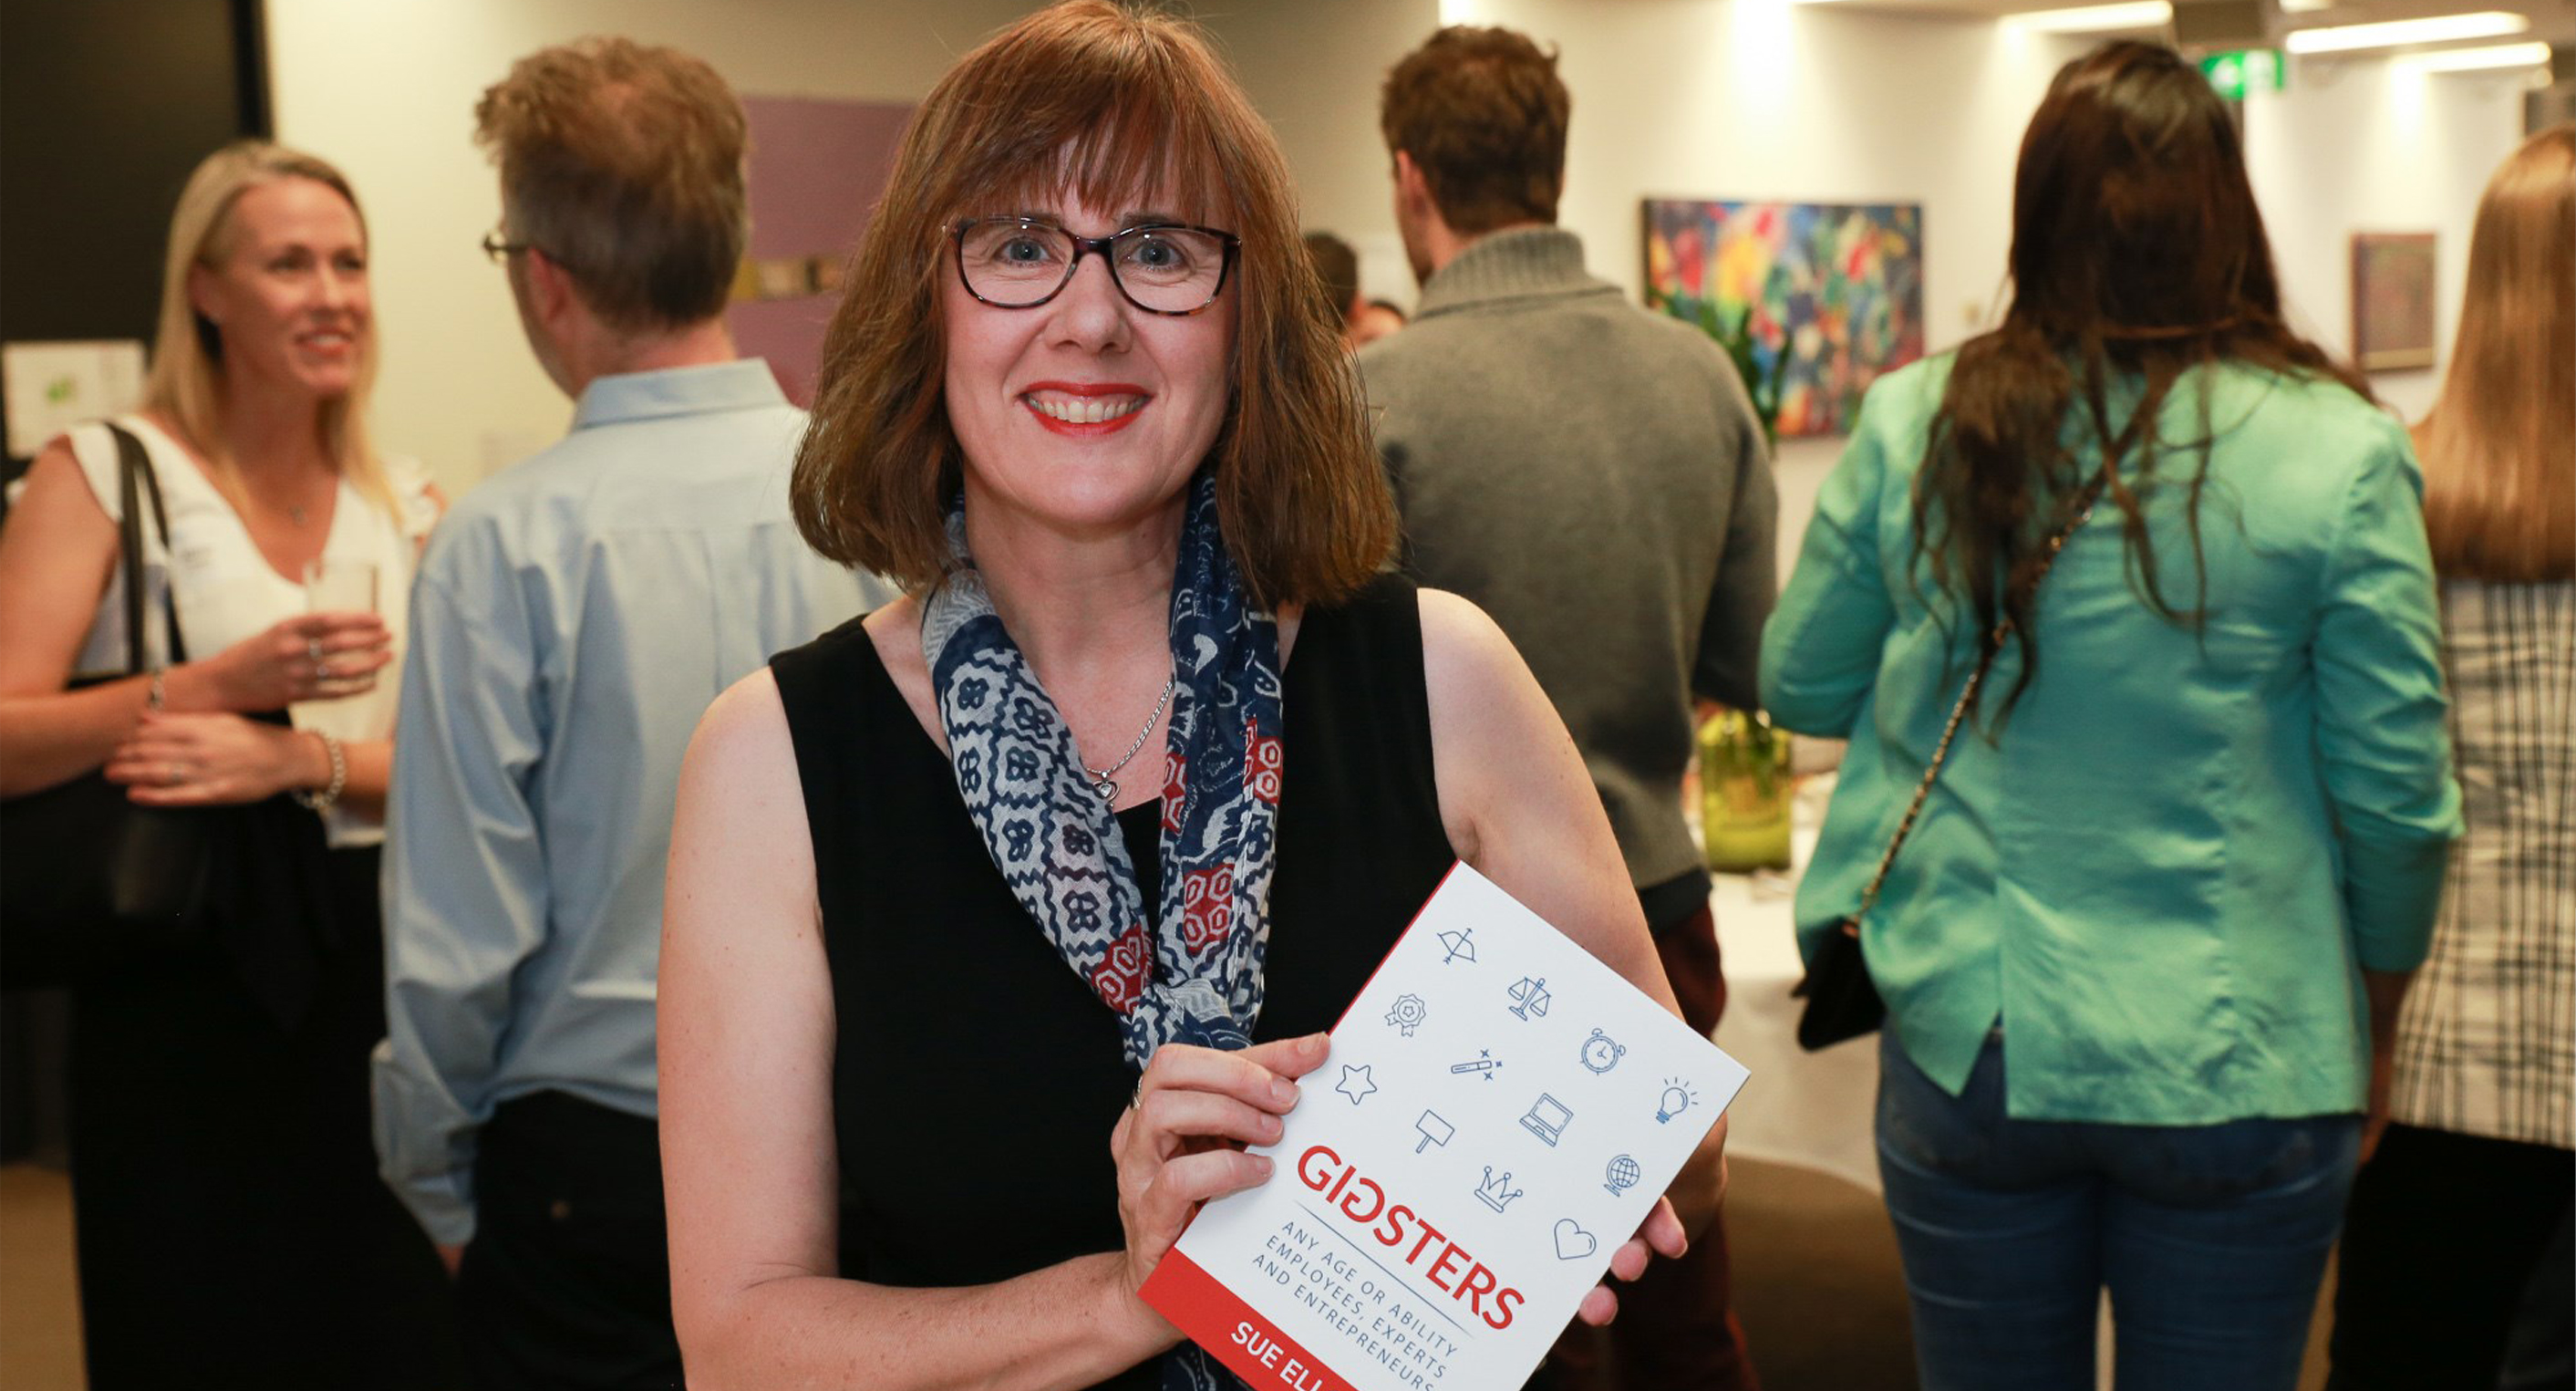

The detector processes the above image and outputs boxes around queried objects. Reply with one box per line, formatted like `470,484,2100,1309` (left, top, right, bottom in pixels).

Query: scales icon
1507,975,1552,1021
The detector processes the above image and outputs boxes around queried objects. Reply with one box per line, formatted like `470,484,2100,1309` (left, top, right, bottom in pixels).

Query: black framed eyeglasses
480,230,565,266
951,217,1240,317
480,230,531,264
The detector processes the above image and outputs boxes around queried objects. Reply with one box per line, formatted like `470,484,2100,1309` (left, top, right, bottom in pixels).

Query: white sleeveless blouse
65,415,436,848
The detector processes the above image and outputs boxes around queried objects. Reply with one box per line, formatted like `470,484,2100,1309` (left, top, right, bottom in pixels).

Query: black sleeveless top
771,575,1456,1388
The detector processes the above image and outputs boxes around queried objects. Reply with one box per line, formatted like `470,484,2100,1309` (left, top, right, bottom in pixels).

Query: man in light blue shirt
374,38,888,1386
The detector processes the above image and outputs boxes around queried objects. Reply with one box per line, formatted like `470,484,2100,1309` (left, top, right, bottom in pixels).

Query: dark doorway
0,0,268,1163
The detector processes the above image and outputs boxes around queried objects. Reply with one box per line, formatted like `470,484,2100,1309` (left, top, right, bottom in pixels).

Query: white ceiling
1810,0,2576,47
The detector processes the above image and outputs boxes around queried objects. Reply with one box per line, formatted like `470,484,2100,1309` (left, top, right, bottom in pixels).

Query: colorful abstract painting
1641,199,1926,438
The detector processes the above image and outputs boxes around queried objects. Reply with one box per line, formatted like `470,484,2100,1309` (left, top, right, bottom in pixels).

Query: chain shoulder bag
1791,472,2105,1052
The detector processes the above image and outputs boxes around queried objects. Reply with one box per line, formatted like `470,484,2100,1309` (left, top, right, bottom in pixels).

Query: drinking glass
303,557,378,614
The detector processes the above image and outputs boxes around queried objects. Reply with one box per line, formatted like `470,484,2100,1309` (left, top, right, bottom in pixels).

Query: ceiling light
2285,11,2529,53
2277,0,2333,11
2006,0,2172,34
2399,39,2552,70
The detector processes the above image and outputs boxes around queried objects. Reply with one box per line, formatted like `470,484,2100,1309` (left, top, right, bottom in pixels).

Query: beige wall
264,0,2526,519
2244,57,2529,421
1191,0,1442,307
1443,0,2524,577
264,0,1046,493
1444,0,2093,575
265,0,1440,494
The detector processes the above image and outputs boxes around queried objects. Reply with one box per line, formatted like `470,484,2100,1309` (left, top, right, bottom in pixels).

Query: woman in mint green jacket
1760,42,2459,1391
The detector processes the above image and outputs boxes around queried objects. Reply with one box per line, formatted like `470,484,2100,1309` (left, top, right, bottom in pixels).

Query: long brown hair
143,141,397,524
791,0,1394,607
1914,41,2366,717
2415,123,2575,583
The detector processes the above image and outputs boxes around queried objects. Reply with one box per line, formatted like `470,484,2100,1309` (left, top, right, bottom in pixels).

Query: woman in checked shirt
2327,123,2576,1391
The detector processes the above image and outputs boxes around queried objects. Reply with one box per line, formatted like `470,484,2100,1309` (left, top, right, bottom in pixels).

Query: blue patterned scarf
922,472,1279,1391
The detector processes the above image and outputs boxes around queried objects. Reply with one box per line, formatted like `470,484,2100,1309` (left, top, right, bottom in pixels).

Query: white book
1142,863,1751,1391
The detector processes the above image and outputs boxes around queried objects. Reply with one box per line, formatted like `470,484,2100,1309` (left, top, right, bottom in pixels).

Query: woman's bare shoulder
668,666,824,966
1414,587,1522,691
679,668,811,842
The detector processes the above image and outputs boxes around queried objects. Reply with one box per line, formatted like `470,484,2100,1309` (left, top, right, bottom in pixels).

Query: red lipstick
1021,380,1151,437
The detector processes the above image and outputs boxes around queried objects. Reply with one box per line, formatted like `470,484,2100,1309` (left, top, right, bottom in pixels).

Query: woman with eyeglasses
654,5,1719,1386
0,141,459,1386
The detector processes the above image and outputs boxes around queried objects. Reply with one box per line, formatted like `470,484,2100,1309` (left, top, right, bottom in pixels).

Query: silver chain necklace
1086,672,1177,802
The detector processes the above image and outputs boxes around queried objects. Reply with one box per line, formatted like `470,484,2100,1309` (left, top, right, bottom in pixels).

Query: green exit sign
2200,48,2288,99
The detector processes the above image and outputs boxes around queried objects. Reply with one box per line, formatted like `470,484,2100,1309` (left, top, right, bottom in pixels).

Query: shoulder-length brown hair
144,140,398,524
791,0,1393,607
2416,123,2575,584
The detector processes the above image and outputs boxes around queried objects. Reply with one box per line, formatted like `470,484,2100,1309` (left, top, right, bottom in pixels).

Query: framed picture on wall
1640,197,1925,438
2350,232,2436,372
727,96,915,406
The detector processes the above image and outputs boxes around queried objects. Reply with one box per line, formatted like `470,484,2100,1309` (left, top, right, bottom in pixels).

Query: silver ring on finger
164,763,184,788
1130,1078,1143,1112
307,637,326,663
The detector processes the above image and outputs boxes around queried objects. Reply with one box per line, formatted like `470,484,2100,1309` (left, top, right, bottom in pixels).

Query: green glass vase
1699,710,1792,873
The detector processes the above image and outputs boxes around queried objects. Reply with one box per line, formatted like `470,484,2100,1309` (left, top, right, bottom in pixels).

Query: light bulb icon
1655,1078,1698,1124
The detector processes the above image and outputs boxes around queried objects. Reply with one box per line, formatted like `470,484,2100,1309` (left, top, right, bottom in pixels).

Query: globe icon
1603,1154,1641,1197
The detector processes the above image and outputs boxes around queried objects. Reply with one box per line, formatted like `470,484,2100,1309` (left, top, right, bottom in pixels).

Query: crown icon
1474,1166,1525,1213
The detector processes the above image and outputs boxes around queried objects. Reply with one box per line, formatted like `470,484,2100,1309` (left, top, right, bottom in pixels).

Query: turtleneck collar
1415,225,1612,319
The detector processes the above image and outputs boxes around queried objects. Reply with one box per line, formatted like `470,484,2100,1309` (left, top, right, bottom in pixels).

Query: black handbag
1791,473,2107,1052
0,424,220,988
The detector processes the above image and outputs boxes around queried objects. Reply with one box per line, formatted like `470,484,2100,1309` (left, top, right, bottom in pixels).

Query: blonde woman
2328,123,2576,1391
0,142,458,1385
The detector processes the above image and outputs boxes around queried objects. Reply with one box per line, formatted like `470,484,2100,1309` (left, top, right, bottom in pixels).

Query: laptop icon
1520,1093,1573,1147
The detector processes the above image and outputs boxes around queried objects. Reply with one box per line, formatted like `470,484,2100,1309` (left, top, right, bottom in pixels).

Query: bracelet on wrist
292,731,346,815
147,668,167,711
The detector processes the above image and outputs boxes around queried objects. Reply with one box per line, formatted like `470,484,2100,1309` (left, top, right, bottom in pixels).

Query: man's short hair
475,37,748,331
1379,26,1568,235
1303,231,1361,318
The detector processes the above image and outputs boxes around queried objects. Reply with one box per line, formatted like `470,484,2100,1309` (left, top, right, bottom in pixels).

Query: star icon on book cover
1335,1064,1378,1106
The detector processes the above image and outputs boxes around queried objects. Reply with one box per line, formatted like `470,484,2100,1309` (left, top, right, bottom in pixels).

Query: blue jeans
1877,1029,2359,1391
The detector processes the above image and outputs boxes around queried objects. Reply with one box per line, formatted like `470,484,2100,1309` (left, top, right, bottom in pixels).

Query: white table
1704,785,1884,1195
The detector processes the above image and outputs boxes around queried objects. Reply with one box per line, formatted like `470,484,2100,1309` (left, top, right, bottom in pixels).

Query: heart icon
1553,1219,1598,1261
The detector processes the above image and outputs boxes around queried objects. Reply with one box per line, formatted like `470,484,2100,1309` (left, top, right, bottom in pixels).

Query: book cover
1141,864,1751,1391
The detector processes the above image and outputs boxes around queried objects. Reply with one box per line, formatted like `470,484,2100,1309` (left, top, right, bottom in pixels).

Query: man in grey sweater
1360,25,1777,1391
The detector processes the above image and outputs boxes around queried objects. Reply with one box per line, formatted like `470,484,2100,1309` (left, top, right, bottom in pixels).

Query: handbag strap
1853,470,2109,918
104,423,190,671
